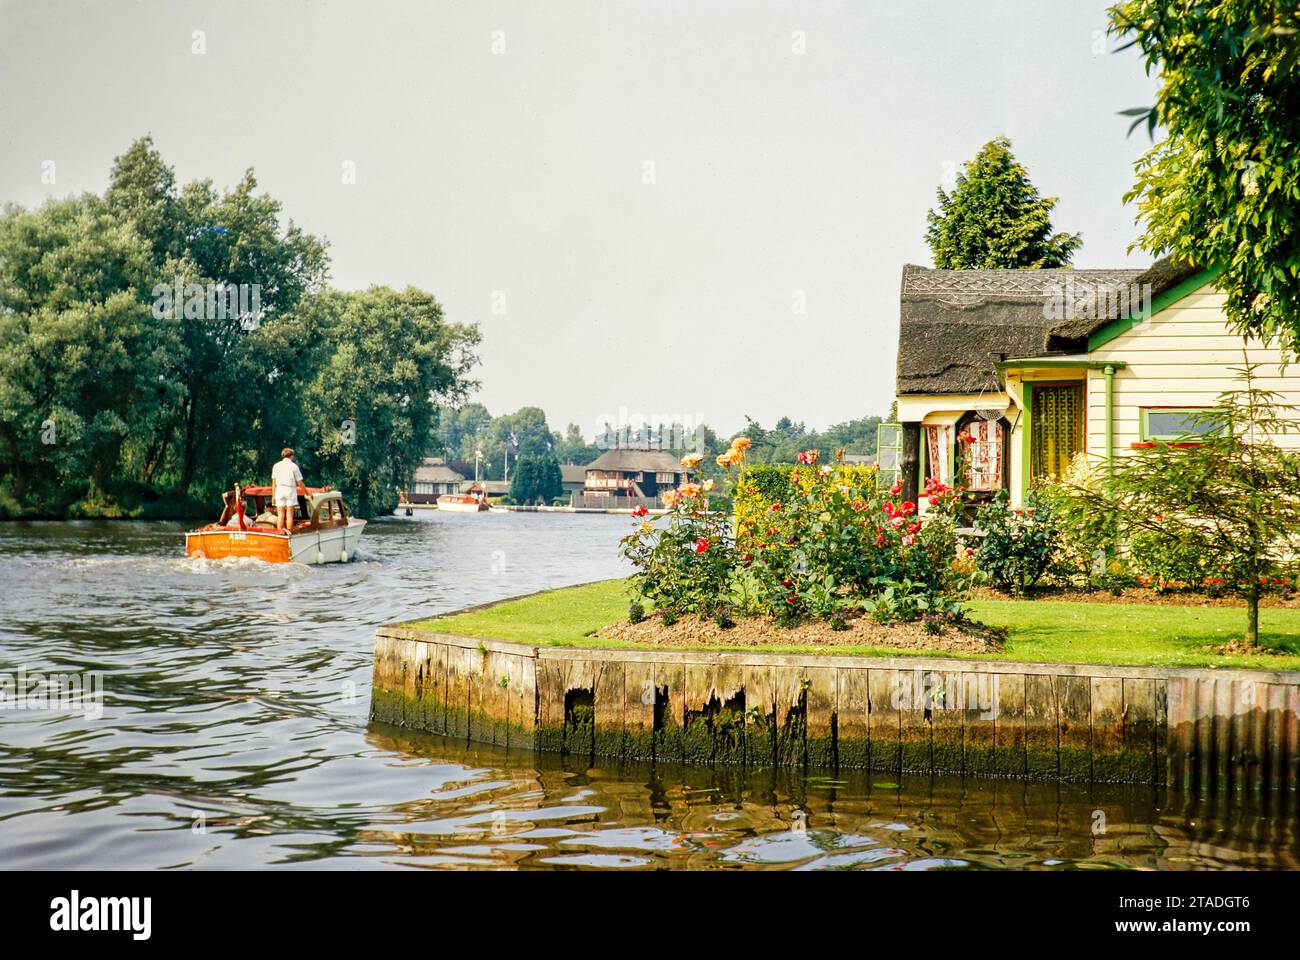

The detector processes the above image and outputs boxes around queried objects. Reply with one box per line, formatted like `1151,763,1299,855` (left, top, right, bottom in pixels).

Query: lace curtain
1031,385,1082,480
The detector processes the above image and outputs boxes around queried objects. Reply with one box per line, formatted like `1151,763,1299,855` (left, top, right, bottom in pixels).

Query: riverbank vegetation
0,137,478,520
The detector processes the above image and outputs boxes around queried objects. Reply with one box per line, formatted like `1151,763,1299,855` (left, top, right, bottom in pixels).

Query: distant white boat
436,493,488,513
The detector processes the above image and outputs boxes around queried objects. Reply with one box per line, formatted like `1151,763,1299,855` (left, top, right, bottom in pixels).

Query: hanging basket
973,357,1006,421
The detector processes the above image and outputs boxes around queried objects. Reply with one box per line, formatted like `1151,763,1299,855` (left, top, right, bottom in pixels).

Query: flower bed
620,440,975,638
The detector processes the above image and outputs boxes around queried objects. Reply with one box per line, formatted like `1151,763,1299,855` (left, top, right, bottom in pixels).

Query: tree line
0,137,479,519
437,404,886,493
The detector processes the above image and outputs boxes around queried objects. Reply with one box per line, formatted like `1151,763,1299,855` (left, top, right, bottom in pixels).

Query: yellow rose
680,453,704,468
716,453,734,468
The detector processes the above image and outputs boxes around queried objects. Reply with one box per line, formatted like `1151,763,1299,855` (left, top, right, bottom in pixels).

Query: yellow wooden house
892,258,1300,510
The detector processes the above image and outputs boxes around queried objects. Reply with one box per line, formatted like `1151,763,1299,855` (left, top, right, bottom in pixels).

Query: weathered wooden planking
507,651,536,750
682,661,719,765
993,672,1026,779
653,660,687,765
1056,675,1091,782
774,667,807,768
897,669,933,774
1195,676,1218,793
443,642,478,741
533,656,564,752
481,650,512,746
1121,678,1157,784
962,671,998,779
803,666,839,769
930,669,965,774
372,627,1300,789
713,663,749,765
622,660,657,762
1165,675,1192,791
1023,674,1057,780
740,664,777,767
1229,678,1262,795
420,642,448,736
867,668,901,773
558,657,597,759
592,659,625,760
1090,677,1125,782
836,668,871,769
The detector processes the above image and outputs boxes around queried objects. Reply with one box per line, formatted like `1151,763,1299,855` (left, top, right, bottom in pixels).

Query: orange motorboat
185,483,366,563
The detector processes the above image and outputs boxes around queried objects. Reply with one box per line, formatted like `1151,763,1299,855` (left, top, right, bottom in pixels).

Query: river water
0,513,1296,870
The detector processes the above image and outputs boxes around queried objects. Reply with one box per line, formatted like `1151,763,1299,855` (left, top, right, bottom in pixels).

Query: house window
655,472,676,484
959,419,1004,492
1141,407,1221,442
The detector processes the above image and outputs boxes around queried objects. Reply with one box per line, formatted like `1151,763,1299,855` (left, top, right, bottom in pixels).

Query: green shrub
1128,530,1215,591
975,490,1060,593
1033,459,1113,587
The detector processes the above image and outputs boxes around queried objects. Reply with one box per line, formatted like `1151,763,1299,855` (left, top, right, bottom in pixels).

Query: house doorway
1030,382,1083,481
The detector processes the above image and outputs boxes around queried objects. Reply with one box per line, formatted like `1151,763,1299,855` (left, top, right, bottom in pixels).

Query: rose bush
622,442,969,627
619,480,735,617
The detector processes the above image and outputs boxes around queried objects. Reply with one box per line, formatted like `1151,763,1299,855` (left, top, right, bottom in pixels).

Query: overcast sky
0,0,1161,439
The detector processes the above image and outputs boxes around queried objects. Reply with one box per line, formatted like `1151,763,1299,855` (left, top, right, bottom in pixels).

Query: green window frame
876,423,901,485
1139,407,1221,442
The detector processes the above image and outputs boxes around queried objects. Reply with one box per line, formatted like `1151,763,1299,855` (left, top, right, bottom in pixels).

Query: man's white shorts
274,490,298,508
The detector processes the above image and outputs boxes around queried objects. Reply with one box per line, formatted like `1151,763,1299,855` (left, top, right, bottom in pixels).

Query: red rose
695,538,709,554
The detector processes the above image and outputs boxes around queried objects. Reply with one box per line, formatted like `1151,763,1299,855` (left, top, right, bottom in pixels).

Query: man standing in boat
271,447,305,532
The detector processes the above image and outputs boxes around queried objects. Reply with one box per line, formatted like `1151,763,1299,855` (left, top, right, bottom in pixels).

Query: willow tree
1071,362,1300,648
925,137,1082,269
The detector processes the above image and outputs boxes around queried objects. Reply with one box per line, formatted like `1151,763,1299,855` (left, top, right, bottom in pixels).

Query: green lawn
412,578,1300,671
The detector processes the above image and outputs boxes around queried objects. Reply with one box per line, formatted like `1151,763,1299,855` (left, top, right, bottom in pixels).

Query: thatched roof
585,448,690,474
559,464,587,484
897,263,1146,395
1043,256,1202,350
412,457,464,484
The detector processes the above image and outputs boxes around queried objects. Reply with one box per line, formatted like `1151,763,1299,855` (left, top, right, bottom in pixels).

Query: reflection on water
1,515,1297,870
360,729,1300,871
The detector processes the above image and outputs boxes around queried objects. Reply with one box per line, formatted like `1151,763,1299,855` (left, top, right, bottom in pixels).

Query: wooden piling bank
371,625,1300,793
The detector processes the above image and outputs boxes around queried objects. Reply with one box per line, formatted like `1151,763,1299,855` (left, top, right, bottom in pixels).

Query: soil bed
972,585,1300,609
595,612,1006,654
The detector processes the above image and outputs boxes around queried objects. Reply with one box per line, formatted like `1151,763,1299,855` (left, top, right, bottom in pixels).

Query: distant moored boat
436,492,488,513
